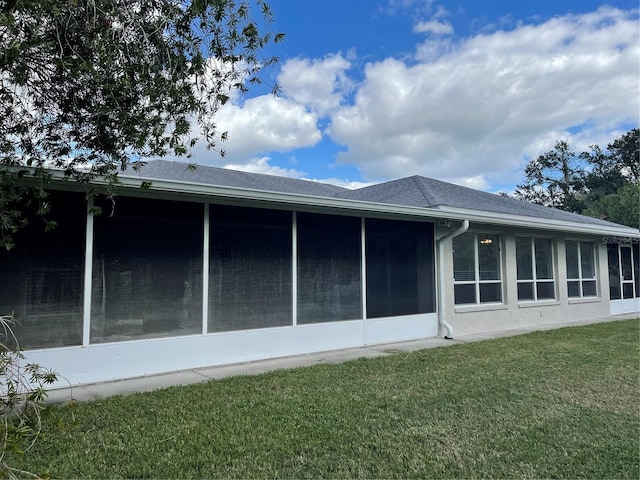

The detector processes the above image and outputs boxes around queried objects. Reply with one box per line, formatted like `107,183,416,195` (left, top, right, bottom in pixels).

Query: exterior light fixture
480,238,493,245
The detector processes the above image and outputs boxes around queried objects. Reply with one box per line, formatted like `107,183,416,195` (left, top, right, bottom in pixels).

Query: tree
514,141,586,213
579,129,639,228
0,3,283,473
581,129,639,198
581,145,624,196
0,0,284,249
583,183,640,228
608,128,640,184
515,129,639,228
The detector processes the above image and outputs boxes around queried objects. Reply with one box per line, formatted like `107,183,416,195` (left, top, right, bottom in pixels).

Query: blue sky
184,0,639,193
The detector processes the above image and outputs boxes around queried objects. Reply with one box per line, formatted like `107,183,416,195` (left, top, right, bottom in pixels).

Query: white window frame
566,240,598,298
516,236,556,302
453,232,503,305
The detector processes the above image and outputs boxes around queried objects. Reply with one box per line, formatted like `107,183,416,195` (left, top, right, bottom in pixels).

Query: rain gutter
436,220,469,339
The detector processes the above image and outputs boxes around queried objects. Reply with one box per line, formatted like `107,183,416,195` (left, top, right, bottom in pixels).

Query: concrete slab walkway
45,314,637,404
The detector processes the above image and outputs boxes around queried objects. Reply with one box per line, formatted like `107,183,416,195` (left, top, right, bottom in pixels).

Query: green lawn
13,319,640,479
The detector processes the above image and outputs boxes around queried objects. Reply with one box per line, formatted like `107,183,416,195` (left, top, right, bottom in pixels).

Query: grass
12,319,640,479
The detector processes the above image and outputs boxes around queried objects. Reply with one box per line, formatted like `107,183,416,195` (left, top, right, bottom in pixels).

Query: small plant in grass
0,314,57,479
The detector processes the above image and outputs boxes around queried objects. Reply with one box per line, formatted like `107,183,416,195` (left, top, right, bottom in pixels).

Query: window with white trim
452,232,502,305
516,237,555,301
565,240,597,298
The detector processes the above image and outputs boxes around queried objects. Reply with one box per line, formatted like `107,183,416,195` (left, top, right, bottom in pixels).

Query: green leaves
0,315,59,478
1,0,284,244
515,129,639,225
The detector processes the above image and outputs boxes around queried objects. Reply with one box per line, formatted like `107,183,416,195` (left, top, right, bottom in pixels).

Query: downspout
436,220,469,339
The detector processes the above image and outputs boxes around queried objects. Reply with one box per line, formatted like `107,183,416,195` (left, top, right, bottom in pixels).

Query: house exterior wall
2,188,632,388
8,193,439,387
439,223,612,336
25,314,438,387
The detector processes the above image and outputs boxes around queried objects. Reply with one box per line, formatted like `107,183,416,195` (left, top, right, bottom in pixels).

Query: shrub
0,315,57,479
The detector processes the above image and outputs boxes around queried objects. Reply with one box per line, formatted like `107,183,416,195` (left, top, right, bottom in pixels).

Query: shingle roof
129,160,348,197
335,175,625,228
127,160,632,230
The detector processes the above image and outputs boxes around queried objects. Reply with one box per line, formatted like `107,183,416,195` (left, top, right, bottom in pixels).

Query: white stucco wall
438,225,612,337
25,313,438,387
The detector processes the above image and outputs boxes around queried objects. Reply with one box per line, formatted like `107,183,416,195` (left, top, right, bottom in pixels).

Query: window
91,196,203,343
453,232,502,305
0,191,85,349
209,205,292,332
297,213,361,324
365,218,435,318
565,240,597,298
516,237,555,301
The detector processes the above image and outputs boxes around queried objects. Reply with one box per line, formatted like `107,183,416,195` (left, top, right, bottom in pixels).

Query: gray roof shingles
127,160,630,229
336,175,624,227
130,160,347,197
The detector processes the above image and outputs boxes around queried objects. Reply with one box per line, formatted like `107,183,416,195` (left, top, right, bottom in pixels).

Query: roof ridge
410,175,440,207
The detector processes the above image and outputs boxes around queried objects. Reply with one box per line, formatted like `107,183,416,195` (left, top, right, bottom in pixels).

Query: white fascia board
435,205,640,238
123,177,640,238
48,172,640,238
40,172,438,220
101,175,444,220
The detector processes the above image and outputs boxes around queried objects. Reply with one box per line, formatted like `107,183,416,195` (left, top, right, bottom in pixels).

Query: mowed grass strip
14,319,639,479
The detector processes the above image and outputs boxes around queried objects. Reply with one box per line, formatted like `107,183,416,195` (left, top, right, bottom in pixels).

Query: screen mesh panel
607,244,621,300
365,218,435,318
634,244,639,298
209,205,292,332
297,213,362,324
0,191,85,348
91,196,203,343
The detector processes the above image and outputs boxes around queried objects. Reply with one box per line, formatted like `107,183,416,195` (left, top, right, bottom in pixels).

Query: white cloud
414,38,455,62
224,156,306,178
192,95,321,166
308,178,372,190
183,55,352,168
277,54,352,116
413,19,453,35
328,6,639,184
224,156,371,190
384,0,435,16
452,175,490,191
178,5,638,193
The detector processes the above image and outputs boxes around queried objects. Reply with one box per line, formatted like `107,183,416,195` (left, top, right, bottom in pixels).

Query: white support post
82,196,94,347
361,217,367,320
202,203,210,335
292,211,298,326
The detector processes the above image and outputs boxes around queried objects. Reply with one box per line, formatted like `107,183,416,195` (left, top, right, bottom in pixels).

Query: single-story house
1,160,638,387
